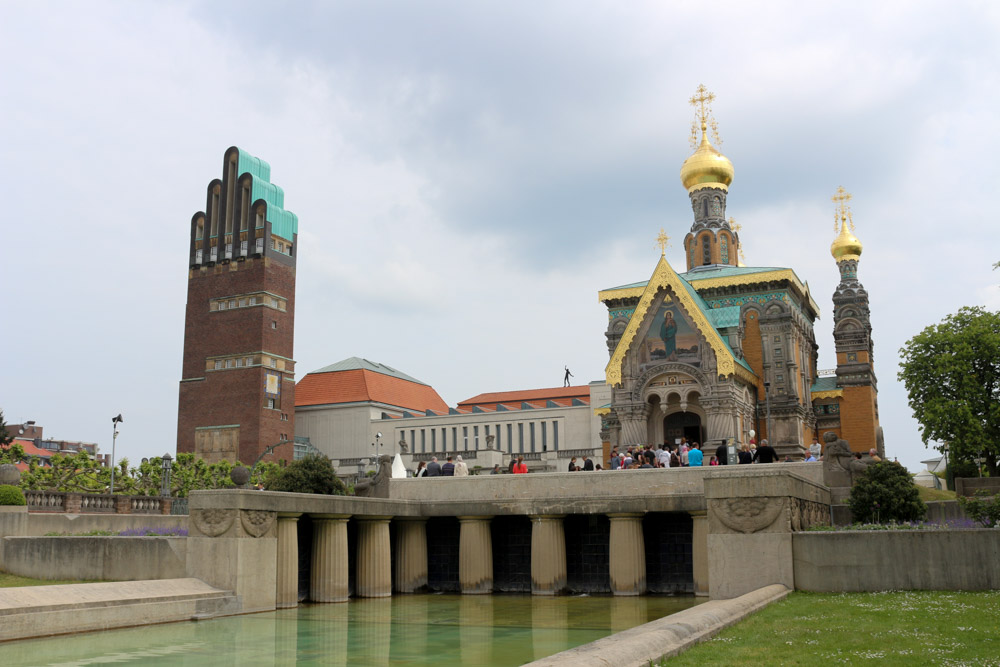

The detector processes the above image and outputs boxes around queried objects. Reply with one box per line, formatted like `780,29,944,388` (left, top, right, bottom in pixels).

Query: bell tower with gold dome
681,85,740,271
829,187,881,454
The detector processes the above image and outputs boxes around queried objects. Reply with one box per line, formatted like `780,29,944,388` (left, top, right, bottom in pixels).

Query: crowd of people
412,436,841,476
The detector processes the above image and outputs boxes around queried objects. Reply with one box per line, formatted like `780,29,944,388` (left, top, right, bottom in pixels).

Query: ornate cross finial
729,217,742,234
689,84,722,148
656,228,670,256
832,186,855,232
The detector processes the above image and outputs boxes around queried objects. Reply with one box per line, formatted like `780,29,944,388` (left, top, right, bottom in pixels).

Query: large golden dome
680,126,734,192
831,217,863,262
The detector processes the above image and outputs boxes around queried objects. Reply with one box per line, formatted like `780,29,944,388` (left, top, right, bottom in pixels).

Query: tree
266,454,346,495
848,461,927,523
0,409,14,448
898,306,1000,477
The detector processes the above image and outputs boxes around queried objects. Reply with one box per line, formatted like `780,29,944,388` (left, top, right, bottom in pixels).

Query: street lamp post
161,453,173,497
371,432,383,469
110,414,123,495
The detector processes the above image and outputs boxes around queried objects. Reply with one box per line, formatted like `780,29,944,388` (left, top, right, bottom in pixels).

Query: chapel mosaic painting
637,301,702,371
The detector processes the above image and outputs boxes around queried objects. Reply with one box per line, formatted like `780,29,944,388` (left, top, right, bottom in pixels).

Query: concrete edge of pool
524,584,790,666
0,578,241,643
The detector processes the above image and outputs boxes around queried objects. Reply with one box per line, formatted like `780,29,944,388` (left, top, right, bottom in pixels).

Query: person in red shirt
513,456,528,474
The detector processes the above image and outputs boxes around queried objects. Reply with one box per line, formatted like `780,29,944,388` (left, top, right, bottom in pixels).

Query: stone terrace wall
793,530,1000,592
1,536,187,581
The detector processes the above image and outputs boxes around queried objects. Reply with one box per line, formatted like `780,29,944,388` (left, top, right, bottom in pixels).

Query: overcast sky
2,1,998,473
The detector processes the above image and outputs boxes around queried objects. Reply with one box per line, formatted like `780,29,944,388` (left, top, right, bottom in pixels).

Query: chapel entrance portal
663,411,703,446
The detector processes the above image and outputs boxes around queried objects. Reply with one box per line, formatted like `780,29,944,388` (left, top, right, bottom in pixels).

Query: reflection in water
0,594,703,666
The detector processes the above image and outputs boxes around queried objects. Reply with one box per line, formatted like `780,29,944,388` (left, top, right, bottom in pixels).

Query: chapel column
689,510,709,596
311,515,350,603
619,404,650,447
356,516,392,598
608,513,646,596
530,514,567,595
275,514,300,608
458,515,494,594
394,517,428,593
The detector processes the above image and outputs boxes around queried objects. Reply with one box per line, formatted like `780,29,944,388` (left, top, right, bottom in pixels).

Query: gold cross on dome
831,186,855,232
656,229,670,255
689,84,716,128
729,217,742,234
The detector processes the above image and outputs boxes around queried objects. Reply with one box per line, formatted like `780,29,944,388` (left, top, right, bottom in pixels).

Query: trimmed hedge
0,484,26,506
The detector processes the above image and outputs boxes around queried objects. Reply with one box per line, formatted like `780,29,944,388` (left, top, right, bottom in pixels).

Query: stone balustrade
23,491,173,515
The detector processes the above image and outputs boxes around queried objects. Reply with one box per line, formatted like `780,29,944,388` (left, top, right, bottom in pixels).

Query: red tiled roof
459,385,590,410
5,439,55,459
295,369,448,413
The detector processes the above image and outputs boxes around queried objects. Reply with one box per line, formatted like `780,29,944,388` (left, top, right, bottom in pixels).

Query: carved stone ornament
714,497,784,534
790,498,802,532
192,508,235,537
240,509,276,538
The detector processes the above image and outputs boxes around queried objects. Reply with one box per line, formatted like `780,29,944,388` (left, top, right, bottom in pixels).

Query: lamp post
763,382,772,446
371,432,384,467
160,453,173,497
109,414,123,495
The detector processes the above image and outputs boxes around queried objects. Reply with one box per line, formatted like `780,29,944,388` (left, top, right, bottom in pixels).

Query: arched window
721,234,729,263
702,234,712,265
702,199,708,218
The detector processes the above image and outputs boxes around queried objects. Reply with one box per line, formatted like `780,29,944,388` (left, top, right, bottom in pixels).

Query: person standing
568,457,577,472
454,455,468,476
688,443,704,467
442,456,455,476
490,464,502,474
755,439,778,463
583,455,594,471
415,461,428,478
868,448,882,463
809,437,823,460
426,457,442,477
715,442,728,466
508,456,517,474
738,445,753,465
513,456,528,474
610,450,621,471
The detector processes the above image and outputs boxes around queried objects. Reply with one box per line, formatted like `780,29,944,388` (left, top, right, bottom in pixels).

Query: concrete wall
793,530,1000,592
1,536,188,581
2,513,188,537
955,477,1000,497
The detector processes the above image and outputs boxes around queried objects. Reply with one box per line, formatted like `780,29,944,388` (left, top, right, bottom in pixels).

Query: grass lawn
668,591,1000,666
0,572,102,588
917,485,957,502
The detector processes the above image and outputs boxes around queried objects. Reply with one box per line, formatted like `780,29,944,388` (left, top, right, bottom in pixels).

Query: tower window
271,321,277,329
702,235,712,265
702,199,708,218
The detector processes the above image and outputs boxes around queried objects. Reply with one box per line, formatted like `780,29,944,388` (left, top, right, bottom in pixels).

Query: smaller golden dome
680,126,734,192
831,216,863,262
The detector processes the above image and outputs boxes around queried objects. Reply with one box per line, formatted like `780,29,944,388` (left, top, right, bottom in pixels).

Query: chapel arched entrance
663,411,704,447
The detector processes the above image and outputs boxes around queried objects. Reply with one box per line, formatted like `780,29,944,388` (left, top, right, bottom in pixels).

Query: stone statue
355,454,394,499
821,431,855,489
485,434,495,449
398,438,409,453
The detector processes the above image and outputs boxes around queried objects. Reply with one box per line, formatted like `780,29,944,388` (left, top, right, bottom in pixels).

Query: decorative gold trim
598,286,645,302
811,389,843,400
593,407,611,416
605,255,745,387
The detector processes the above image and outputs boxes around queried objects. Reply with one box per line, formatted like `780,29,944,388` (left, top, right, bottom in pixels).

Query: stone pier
530,515,566,596
311,515,350,603
393,517,428,593
608,513,645,596
276,515,299,609
689,510,709,596
356,517,392,598
458,516,493,594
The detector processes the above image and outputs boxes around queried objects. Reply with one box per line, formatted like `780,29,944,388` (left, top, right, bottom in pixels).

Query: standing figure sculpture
564,366,574,387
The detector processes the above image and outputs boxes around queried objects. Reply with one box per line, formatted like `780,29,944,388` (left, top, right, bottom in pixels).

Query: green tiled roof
681,266,788,280
237,148,298,242
811,376,839,392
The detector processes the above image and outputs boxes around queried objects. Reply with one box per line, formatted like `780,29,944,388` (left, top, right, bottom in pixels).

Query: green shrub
0,484,26,506
958,490,1000,528
265,454,346,495
849,461,926,523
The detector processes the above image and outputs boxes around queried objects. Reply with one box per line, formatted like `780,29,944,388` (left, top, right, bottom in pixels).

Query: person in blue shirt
687,443,704,467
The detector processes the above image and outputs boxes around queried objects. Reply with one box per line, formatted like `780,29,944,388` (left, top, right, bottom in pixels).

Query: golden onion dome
831,217,863,262
680,125,734,192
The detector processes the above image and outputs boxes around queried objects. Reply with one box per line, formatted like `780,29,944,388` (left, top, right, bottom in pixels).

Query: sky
2,1,998,473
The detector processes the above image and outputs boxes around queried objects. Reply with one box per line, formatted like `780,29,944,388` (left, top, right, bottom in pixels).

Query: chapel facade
598,87,880,458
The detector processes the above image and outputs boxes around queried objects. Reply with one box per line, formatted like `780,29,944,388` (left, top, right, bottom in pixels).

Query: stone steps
0,578,241,642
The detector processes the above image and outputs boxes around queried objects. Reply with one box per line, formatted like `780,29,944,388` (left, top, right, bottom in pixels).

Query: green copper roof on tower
236,147,298,242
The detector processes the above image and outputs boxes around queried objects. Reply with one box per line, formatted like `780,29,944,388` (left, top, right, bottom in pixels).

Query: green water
0,594,703,666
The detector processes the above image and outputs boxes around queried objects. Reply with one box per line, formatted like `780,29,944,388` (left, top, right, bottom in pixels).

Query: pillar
530,514,566,595
458,515,493,594
311,515,350,603
608,513,645,596
356,517,392,598
689,510,709,596
394,517,428,593
276,515,300,608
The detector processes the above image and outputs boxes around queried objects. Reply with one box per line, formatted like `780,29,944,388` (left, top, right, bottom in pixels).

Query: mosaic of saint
637,301,702,370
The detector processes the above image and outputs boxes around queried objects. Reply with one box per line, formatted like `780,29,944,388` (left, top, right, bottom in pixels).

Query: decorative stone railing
556,448,594,459
23,491,174,515
409,451,481,463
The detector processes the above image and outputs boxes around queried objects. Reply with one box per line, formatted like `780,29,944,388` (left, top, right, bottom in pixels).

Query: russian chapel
598,87,881,458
